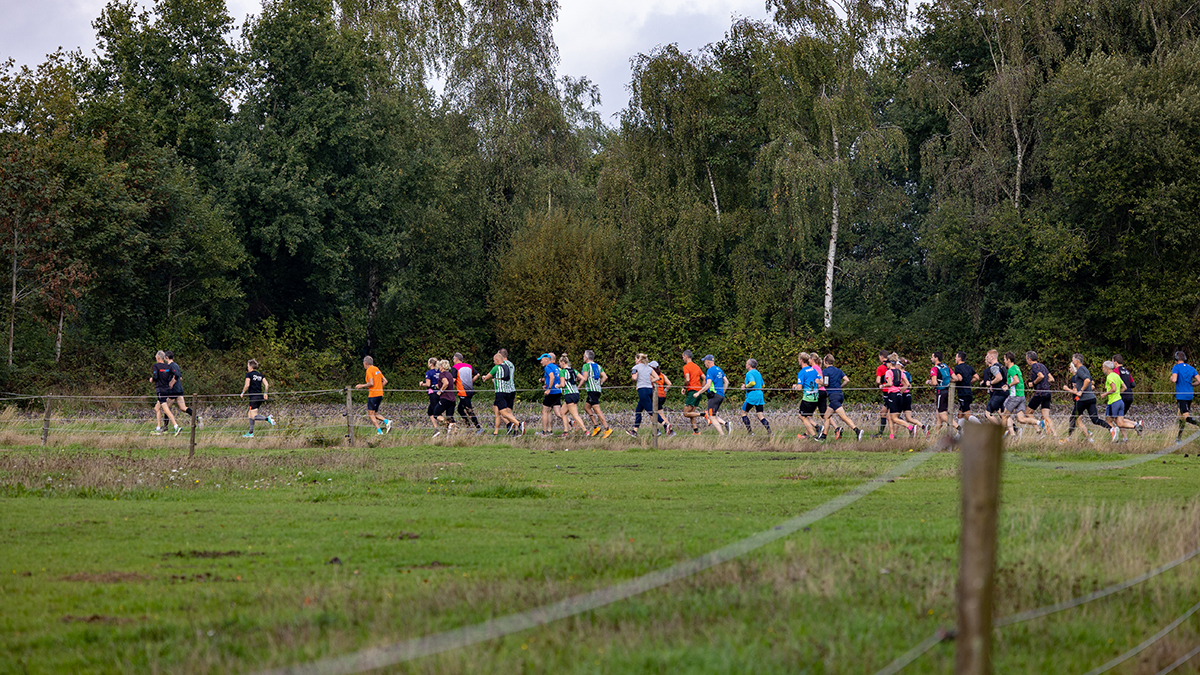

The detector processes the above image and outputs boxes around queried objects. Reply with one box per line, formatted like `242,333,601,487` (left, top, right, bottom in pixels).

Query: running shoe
1135,421,1143,436
475,428,484,435
590,426,601,437
519,421,526,436
267,415,276,426
907,425,915,435
242,432,254,438
835,427,843,441
1087,436,1095,444
724,421,732,434
558,432,570,438
1038,419,1046,433
796,434,807,440
692,428,700,435
602,428,614,439
432,431,442,438
377,428,384,435
174,425,182,437
151,428,163,436
666,424,675,437
1110,426,1119,442
626,429,638,437
855,428,864,441
889,434,895,440
385,419,392,434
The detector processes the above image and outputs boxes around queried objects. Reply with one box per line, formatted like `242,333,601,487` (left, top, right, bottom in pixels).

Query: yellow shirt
365,365,384,398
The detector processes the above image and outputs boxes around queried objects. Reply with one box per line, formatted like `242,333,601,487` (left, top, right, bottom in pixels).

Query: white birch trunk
824,126,840,331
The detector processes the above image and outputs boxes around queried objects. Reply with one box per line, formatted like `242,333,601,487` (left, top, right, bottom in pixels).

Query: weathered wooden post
41,394,53,446
651,386,659,449
188,392,198,459
955,421,1004,675
345,387,355,447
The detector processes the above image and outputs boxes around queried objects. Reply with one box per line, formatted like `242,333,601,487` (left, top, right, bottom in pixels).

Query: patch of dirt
61,572,148,583
411,561,450,569
1139,476,1172,480
169,572,226,582
161,550,260,559
61,614,144,624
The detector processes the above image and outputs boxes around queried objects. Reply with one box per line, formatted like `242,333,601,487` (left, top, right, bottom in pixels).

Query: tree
766,0,908,330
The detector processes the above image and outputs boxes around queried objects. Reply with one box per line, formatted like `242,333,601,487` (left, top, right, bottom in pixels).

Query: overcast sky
0,0,770,122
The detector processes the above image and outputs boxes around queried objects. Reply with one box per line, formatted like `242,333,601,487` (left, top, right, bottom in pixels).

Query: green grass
1,438,1199,674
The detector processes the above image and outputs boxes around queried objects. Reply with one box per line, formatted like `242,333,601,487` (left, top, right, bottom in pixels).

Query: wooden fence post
955,421,1004,675
188,392,198,459
41,394,53,446
345,387,355,447
949,380,956,437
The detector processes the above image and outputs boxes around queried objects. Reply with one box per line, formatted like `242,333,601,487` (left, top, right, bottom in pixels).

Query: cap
648,361,659,368
537,353,551,361
703,354,715,362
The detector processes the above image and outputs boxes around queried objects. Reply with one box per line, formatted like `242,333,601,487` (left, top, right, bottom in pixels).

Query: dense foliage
2,0,1198,394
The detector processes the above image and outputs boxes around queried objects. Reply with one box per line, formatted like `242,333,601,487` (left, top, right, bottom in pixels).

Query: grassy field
1,434,1198,674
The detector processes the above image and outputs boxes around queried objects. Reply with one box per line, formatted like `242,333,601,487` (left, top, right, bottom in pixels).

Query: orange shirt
654,373,667,399
365,365,384,397
683,361,704,391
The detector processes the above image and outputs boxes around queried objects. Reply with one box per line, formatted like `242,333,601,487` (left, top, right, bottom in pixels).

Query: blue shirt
823,366,845,392
543,363,561,394
1174,363,1198,400
798,366,819,402
705,365,726,397
744,369,765,406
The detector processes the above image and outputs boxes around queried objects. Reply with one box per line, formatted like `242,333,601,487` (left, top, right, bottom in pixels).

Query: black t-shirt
953,363,975,397
1030,363,1051,392
167,362,184,394
152,363,173,392
246,371,265,399
1117,366,1134,395
985,363,1005,395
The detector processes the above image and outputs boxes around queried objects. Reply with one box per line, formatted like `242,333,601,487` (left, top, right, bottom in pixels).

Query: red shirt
875,363,889,382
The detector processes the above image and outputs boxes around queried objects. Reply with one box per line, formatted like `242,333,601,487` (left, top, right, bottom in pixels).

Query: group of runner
160,348,1200,442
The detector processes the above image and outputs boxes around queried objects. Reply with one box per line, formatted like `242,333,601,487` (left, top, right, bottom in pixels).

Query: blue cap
537,353,552,361
703,354,715,362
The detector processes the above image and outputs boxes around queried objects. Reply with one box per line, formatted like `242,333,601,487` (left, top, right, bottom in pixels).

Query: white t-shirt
632,363,655,389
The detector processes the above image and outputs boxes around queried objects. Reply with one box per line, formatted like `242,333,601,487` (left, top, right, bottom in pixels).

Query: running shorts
1179,400,1192,415
1121,394,1133,416
957,395,973,413
706,393,724,413
542,393,562,408
426,393,440,416
799,400,818,416
655,397,666,410
986,392,1007,414
817,391,828,414
827,392,844,410
494,391,515,411
249,400,263,410
684,390,703,408
563,393,580,406
885,393,903,414
367,396,383,412
1106,399,1126,418
935,389,949,413
742,402,764,413
1003,396,1025,414
1027,394,1052,411
155,391,170,404
586,391,601,407
902,392,913,412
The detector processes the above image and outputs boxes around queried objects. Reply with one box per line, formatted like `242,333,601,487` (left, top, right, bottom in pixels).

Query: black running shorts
986,392,1007,414
494,391,515,411
586,391,601,406
799,400,818,416
563,393,580,406
368,396,383,412
935,389,949,413
706,393,724,413
542,393,562,408
742,402,764,413
817,390,828,414
1179,400,1192,415
885,393,903,414
1028,394,1052,411
957,395,973,413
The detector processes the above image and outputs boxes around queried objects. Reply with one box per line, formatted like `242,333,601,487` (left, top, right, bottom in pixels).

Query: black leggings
457,395,480,426
1069,400,1111,432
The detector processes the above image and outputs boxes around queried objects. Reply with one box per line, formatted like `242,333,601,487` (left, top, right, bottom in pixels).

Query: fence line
1153,644,1200,675
1082,599,1200,675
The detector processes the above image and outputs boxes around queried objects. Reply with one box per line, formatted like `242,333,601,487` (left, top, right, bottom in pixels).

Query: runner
982,350,1006,424
239,359,275,437
1171,351,1200,443
1001,351,1038,436
874,350,890,437
821,354,862,440
879,353,911,439
951,351,977,434
649,361,675,436
627,353,662,437
1101,360,1137,442
793,353,822,440
538,353,566,436
1112,354,1140,433
681,350,706,434
1024,351,1056,436
740,358,770,436
1061,354,1111,443
926,352,952,435
432,359,457,437
163,352,195,436
558,354,588,437
499,348,518,433
813,353,834,437
701,355,731,435
481,352,522,436
452,353,482,434
150,351,177,435
579,350,612,438
354,356,393,435
898,358,925,435
420,357,440,429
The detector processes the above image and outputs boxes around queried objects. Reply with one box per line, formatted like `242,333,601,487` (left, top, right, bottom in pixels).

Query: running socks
760,418,770,432
742,415,752,432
